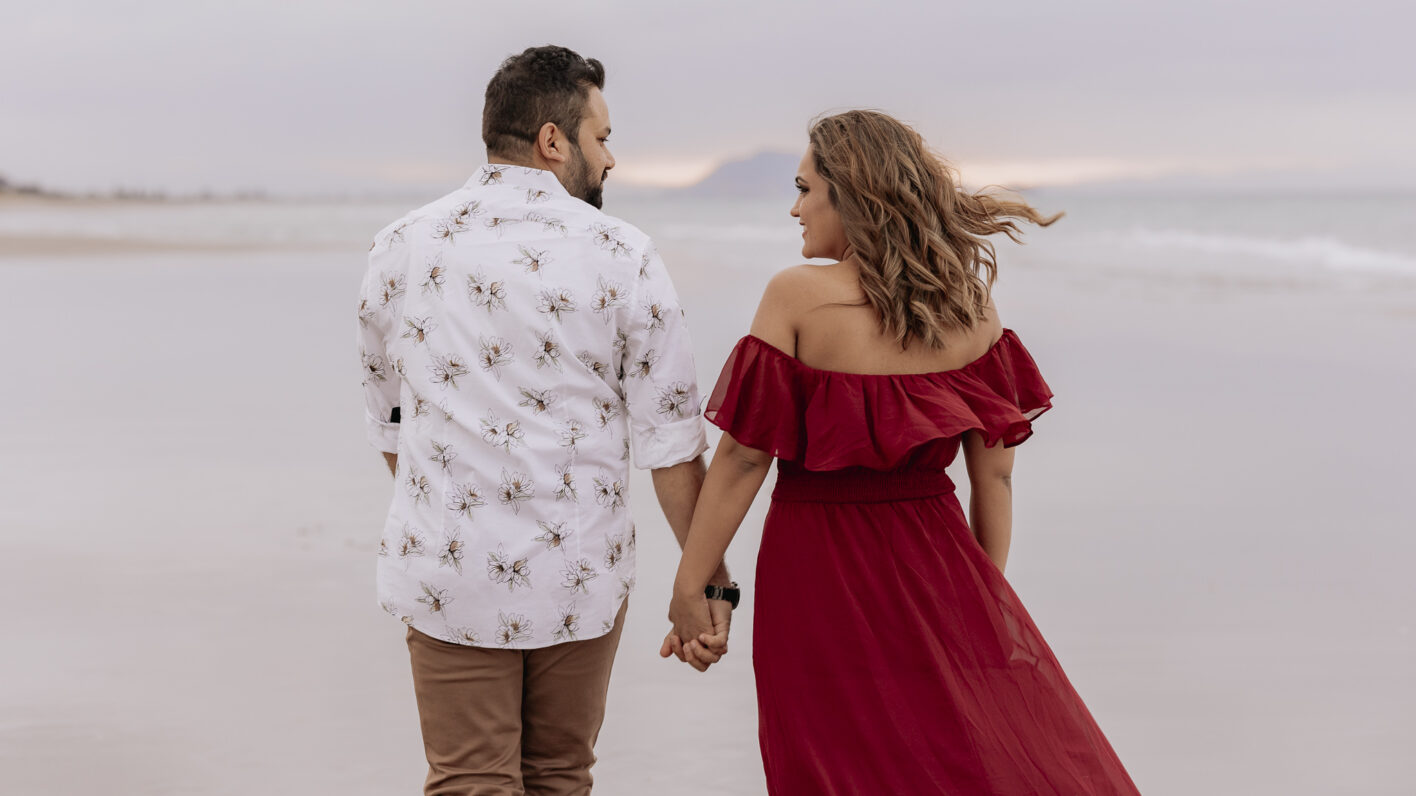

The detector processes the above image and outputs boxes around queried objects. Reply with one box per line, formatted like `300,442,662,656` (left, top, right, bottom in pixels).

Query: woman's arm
663,434,774,660
661,267,805,666
670,434,774,593
962,430,1016,572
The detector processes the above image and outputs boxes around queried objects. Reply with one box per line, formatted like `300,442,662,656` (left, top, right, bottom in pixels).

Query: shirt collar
464,163,572,200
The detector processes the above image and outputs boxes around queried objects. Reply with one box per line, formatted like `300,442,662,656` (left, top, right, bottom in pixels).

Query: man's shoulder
559,206,656,268
585,209,652,246
370,185,481,247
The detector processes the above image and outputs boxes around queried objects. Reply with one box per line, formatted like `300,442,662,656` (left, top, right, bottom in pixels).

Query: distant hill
0,174,54,197
664,155,1416,201
0,173,273,202
676,151,800,200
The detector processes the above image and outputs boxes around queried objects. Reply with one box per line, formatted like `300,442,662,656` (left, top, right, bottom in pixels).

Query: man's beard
565,145,604,209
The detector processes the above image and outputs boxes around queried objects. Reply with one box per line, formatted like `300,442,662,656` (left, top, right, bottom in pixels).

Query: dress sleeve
704,336,810,461
964,330,1054,448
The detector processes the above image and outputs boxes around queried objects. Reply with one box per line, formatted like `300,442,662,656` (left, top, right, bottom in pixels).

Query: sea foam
1126,228,1416,274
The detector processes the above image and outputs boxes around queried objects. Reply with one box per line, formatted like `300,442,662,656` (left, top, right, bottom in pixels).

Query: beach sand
1,232,1413,795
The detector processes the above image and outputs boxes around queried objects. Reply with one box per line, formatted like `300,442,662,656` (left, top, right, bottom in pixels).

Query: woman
664,111,1142,794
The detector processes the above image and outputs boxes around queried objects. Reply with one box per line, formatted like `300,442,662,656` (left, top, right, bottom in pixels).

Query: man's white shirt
358,164,708,649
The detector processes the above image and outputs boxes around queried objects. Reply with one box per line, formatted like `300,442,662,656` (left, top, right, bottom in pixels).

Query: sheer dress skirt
753,464,1138,795
705,331,1141,795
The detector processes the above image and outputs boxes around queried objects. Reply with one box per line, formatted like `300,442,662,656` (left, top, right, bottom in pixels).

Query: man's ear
534,122,569,165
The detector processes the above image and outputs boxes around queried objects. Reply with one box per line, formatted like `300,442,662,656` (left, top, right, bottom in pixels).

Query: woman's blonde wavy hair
808,110,1061,349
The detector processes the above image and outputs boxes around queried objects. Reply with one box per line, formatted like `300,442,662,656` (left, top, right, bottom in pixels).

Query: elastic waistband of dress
771,466,956,504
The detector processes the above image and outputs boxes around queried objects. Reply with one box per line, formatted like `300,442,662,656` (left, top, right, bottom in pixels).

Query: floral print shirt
358,164,708,649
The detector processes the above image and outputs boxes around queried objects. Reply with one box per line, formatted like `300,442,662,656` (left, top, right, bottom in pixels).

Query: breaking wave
1126,228,1416,274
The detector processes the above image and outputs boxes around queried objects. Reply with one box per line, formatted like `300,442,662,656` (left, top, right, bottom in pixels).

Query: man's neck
487,152,549,172
483,152,571,198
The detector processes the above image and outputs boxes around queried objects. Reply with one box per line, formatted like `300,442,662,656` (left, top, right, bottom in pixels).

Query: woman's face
791,147,849,261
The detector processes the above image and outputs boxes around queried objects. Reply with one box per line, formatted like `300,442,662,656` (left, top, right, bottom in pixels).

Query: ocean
6,190,1416,282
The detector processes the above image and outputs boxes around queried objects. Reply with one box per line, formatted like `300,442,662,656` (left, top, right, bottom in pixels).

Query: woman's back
774,261,1004,376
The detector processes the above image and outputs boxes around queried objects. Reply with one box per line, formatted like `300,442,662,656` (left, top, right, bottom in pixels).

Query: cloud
4,0,1413,194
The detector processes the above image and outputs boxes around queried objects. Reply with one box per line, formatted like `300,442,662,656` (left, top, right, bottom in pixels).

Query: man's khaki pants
404,601,627,796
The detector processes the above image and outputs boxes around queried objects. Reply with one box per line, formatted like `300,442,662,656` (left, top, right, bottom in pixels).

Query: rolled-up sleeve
618,241,708,470
357,231,410,454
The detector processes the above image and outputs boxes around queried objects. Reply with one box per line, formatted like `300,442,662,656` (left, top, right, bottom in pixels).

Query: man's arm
652,455,734,672
382,452,398,477
359,224,410,465
651,455,731,585
616,237,730,669
661,434,770,664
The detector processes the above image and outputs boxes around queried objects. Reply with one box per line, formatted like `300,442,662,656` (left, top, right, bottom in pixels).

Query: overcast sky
3,0,1413,195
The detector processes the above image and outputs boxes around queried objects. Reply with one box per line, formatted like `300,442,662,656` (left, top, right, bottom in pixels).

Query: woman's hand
661,583,719,672
690,596,733,660
657,429,771,672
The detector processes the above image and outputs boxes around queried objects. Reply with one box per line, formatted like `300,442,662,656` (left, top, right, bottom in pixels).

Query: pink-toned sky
4,0,1413,195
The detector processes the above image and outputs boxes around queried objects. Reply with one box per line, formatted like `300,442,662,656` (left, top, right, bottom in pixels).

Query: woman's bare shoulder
884,294,1004,367
749,265,844,354
768,263,861,304
952,296,1006,361
981,295,1004,343
764,262,828,291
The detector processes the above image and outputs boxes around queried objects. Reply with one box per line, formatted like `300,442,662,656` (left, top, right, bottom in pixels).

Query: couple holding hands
358,45,1139,796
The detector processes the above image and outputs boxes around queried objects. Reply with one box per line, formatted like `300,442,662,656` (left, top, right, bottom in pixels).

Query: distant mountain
0,172,274,202
677,151,800,199
663,155,1416,201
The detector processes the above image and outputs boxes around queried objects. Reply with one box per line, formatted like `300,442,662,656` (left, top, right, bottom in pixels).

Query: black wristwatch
704,582,741,609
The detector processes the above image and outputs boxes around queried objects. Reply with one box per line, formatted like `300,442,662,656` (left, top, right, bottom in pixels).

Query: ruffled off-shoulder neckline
705,329,1054,471
737,328,1023,382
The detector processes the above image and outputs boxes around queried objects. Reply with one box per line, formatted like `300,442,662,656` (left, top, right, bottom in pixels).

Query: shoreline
0,234,354,257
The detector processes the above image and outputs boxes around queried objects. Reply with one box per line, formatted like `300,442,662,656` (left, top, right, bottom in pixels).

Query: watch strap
704,582,741,609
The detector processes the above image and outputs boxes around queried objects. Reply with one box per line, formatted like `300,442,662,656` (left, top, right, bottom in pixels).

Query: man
357,45,734,795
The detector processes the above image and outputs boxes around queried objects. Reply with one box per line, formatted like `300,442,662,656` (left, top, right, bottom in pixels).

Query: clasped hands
660,581,732,672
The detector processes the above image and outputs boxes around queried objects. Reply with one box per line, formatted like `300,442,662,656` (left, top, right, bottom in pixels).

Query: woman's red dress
706,330,1141,795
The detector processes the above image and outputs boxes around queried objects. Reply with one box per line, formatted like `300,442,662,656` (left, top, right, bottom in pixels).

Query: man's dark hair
482,46,606,159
